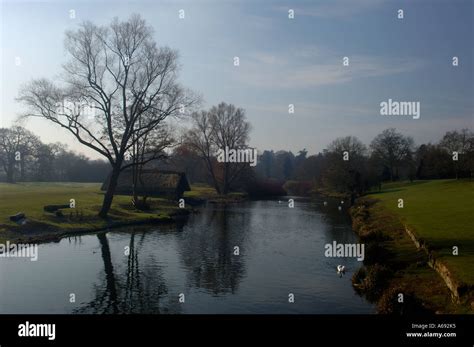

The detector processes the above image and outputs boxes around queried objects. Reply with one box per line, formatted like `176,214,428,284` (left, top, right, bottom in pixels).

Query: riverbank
350,179,474,314
0,182,246,244
183,183,247,204
311,187,349,200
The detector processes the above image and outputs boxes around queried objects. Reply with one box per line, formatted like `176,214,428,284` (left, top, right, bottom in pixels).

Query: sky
1,0,473,159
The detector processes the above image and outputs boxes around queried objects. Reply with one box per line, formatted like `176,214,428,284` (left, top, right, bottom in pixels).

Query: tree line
0,126,109,183
176,123,474,198
253,128,474,197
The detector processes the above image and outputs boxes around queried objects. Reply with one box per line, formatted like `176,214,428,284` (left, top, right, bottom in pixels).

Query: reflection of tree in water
74,231,181,314
178,206,249,295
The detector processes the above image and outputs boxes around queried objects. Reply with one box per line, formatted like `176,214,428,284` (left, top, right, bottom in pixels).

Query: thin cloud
274,0,384,19
236,53,422,89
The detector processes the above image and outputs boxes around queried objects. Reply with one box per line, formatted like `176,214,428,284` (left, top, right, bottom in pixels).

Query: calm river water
0,198,374,314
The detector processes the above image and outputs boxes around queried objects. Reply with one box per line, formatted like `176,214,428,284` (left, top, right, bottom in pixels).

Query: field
367,179,474,288
0,182,179,242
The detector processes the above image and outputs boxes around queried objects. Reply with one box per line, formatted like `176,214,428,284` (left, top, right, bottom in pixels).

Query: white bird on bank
337,265,345,274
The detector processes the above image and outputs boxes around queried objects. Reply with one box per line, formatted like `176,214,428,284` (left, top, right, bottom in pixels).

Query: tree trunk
6,166,15,183
97,233,118,313
222,162,229,195
20,160,25,181
99,165,121,218
206,158,221,194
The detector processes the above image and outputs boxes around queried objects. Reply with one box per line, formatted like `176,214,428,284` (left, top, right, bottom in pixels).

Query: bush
352,264,392,302
282,180,314,196
245,179,286,197
377,285,432,314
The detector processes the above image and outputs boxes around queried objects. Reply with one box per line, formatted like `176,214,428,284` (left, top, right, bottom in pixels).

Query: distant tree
322,136,368,196
0,126,39,183
18,14,195,217
274,151,295,181
186,110,222,193
34,143,58,181
186,102,251,194
296,153,325,182
210,103,251,194
257,150,275,179
282,154,294,180
294,149,307,169
415,143,452,179
370,128,414,181
439,129,474,179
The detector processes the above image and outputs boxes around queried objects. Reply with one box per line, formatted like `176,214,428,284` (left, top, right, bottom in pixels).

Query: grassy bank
311,186,349,199
184,183,247,203
0,182,247,244
368,179,474,289
351,179,474,313
0,182,183,243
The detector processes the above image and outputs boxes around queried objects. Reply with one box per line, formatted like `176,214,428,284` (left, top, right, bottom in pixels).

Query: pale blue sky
1,0,473,159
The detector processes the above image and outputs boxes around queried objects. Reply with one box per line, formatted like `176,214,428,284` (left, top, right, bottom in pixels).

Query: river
0,198,374,314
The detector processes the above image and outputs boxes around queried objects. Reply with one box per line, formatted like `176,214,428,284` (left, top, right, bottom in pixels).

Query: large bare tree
18,14,195,217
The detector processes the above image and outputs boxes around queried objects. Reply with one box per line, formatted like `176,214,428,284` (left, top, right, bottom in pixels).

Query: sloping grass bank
368,180,474,292
350,179,474,313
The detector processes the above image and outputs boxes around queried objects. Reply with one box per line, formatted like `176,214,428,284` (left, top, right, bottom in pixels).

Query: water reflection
178,206,249,295
74,232,181,314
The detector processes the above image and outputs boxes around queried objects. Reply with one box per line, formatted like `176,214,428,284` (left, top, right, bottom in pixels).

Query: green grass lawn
184,183,246,201
0,182,178,241
367,179,474,287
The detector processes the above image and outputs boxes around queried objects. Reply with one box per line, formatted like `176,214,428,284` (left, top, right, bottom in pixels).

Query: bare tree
323,136,368,197
18,14,195,217
128,122,174,207
210,103,251,194
370,128,414,181
186,103,251,194
186,111,222,193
